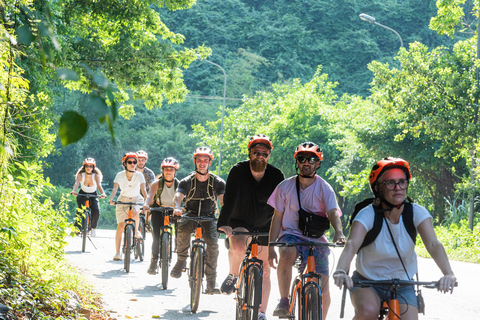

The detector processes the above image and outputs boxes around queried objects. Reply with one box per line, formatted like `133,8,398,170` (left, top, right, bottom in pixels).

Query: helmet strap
164,178,173,183
195,169,209,176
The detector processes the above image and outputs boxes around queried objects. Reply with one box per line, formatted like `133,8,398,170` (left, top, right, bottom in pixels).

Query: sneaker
113,252,122,261
91,229,96,237
273,298,290,317
147,258,159,275
220,274,238,295
170,260,186,278
258,312,267,320
135,232,143,240
205,281,220,295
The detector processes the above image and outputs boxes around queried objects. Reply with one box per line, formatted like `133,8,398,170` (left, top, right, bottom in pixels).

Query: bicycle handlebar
353,279,458,289
232,231,270,237
269,241,345,248
148,206,174,212
114,201,144,206
76,193,102,198
179,215,217,222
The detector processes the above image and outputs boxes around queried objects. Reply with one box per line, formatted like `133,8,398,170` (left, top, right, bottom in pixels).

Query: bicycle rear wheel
244,265,262,320
136,218,145,261
303,283,321,320
160,232,170,290
190,247,204,313
124,224,134,273
81,211,89,252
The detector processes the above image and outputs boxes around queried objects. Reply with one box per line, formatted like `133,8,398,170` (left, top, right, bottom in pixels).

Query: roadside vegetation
1,0,479,318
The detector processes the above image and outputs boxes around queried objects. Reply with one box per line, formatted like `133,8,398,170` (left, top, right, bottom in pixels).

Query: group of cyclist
71,135,457,320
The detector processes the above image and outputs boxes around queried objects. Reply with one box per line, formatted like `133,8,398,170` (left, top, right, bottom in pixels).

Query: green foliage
0,161,98,318
416,220,480,263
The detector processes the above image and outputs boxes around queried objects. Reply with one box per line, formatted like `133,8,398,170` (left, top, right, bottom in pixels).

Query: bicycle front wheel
190,247,204,313
81,211,89,252
304,283,321,320
244,265,262,320
124,224,134,273
290,278,301,320
235,263,246,320
136,218,145,261
160,232,170,290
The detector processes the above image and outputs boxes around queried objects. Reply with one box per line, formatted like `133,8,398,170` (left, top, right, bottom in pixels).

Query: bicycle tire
236,262,247,320
161,232,170,290
136,218,145,261
304,283,321,320
81,210,89,252
124,224,134,273
290,278,301,320
190,247,204,313
244,265,262,320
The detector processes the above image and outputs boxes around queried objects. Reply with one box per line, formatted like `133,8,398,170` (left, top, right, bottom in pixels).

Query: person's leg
258,245,271,314
90,197,100,230
75,195,86,231
277,246,297,298
115,222,125,254
203,220,219,290
227,227,249,275
150,212,162,259
351,287,382,320
399,304,418,320
320,274,330,320
170,219,193,278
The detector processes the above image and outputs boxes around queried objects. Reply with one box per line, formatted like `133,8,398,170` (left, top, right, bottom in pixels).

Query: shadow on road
161,307,218,319
129,285,177,297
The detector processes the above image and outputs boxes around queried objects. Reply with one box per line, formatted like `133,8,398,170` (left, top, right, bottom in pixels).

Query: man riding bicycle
217,134,284,320
267,142,346,319
143,157,180,275
171,147,226,294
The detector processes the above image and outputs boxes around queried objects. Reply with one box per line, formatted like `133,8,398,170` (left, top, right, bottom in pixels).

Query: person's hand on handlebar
109,200,116,206
100,193,106,199
437,274,456,294
218,226,232,237
142,203,149,210
71,191,78,196
173,208,183,216
333,269,352,289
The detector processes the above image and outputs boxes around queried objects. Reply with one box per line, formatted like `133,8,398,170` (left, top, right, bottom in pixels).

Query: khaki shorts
116,195,144,223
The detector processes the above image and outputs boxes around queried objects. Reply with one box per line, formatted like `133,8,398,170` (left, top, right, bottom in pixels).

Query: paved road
65,229,478,319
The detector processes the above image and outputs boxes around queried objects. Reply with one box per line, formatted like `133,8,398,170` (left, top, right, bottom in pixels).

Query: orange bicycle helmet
193,147,214,160
122,152,138,163
136,150,148,159
247,134,273,150
83,158,96,166
161,157,180,170
293,142,323,161
369,157,412,192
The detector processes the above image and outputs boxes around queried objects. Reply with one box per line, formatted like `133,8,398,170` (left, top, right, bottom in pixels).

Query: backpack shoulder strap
403,202,416,244
358,205,383,251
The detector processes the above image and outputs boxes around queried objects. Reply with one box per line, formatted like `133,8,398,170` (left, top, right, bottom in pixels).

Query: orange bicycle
270,241,343,320
350,278,458,320
75,193,101,252
232,230,269,320
115,201,144,273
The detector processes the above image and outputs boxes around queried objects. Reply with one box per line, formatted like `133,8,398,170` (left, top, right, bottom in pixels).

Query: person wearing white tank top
71,158,106,236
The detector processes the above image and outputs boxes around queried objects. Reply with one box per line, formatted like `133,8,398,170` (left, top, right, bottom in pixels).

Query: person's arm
143,180,159,209
109,182,119,205
71,174,81,195
173,192,185,216
217,167,238,228
217,194,224,207
268,209,284,269
333,221,367,289
327,208,346,243
140,182,147,199
417,218,457,293
95,174,106,198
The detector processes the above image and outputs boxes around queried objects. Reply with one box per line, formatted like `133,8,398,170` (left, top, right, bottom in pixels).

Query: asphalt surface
65,229,478,319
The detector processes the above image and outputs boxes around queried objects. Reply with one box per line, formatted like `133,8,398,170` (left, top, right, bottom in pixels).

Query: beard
250,158,267,172
137,163,145,169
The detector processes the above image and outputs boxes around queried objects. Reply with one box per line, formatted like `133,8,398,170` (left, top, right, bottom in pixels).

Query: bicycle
178,214,217,313
269,241,343,320
232,230,269,320
148,206,175,290
135,209,147,262
350,278,458,320
75,193,101,252
115,201,144,273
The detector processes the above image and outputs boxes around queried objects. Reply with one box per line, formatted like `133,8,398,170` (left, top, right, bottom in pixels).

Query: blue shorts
277,234,330,276
350,271,418,308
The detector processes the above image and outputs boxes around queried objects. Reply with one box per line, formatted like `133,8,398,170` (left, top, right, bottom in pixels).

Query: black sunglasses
297,156,319,164
127,160,137,165
253,151,270,158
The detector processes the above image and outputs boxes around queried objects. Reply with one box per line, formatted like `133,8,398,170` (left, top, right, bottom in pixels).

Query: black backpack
349,198,417,251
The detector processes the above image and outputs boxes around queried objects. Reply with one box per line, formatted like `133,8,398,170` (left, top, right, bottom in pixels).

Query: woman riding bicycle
71,158,106,236
143,157,180,275
109,152,148,261
333,157,456,320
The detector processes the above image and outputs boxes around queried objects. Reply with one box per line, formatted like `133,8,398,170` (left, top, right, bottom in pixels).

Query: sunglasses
253,151,270,158
127,160,137,165
85,165,94,168
297,156,319,164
